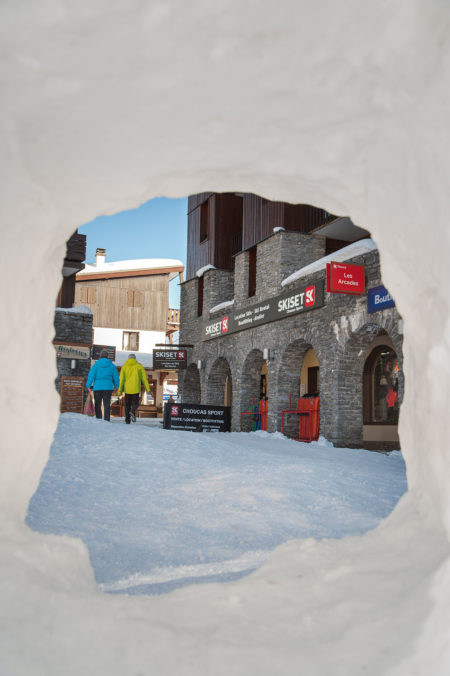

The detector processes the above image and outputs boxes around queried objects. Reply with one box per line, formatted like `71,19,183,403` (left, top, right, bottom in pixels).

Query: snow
196,264,216,277
1,0,450,674
26,414,406,597
79,258,183,275
55,305,92,314
273,226,285,232
281,238,378,287
209,299,235,314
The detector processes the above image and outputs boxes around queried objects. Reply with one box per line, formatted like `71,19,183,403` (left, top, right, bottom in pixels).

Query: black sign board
203,281,324,341
92,344,116,360
163,403,230,432
153,349,187,370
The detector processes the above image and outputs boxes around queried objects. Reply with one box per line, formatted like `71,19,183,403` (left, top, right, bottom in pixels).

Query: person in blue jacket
86,349,120,421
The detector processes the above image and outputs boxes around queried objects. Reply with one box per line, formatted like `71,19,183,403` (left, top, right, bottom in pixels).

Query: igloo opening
1,1,450,673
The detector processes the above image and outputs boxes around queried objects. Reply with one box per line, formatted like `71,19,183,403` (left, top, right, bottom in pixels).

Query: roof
77,258,184,281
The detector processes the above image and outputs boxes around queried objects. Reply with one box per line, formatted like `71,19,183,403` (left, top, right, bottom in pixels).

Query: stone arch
277,338,320,435
207,356,232,407
181,363,201,404
334,314,403,447
239,348,264,430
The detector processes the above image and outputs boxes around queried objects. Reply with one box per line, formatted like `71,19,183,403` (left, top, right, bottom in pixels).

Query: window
248,246,257,297
127,290,143,308
363,346,399,424
122,331,139,351
197,275,204,317
200,200,209,243
81,287,96,304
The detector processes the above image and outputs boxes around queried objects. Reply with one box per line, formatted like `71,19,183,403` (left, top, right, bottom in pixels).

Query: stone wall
179,232,403,448
54,309,93,400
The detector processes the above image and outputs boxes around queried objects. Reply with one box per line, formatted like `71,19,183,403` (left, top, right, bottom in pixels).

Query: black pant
94,390,112,421
124,393,140,423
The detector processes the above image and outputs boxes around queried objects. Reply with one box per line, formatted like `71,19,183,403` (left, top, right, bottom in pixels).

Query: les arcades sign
203,281,324,341
153,349,187,370
326,262,365,295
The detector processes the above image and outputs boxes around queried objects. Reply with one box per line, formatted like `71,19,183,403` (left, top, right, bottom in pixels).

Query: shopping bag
83,390,95,416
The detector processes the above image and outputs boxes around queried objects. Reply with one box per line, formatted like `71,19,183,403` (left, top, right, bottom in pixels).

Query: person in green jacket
118,353,150,424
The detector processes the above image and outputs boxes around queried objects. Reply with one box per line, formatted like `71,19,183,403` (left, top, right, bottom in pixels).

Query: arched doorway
363,338,400,446
300,347,320,397
240,349,265,431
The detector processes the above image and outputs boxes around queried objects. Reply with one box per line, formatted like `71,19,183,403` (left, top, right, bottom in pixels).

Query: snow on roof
113,350,154,368
78,258,184,276
281,238,378,287
55,305,92,314
196,264,216,277
210,299,235,314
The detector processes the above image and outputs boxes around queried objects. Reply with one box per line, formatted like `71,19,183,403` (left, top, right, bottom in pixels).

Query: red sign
171,406,179,416
326,262,365,295
222,316,229,333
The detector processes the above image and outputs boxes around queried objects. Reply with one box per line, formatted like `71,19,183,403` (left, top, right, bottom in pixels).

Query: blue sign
367,285,395,314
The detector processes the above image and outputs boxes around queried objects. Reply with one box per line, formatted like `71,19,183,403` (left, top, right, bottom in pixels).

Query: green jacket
118,358,150,395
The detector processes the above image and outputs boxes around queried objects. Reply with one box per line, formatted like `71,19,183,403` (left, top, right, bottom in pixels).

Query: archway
335,325,403,449
363,338,400,448
278,340,320,438
240,349,264,431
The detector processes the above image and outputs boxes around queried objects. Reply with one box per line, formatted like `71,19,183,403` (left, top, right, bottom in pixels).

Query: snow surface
281,238,378,287
55,305,92,314
209,299,235,314
196,264,216,277
79,258,183,275
2,0,450,674
26,414,406,597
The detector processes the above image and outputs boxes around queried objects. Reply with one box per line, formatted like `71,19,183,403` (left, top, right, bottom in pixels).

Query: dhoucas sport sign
203,281,324,341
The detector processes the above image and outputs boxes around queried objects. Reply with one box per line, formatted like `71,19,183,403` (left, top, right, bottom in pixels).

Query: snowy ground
26,413,406,597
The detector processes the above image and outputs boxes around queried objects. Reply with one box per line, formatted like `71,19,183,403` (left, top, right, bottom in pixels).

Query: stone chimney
95,248,106,267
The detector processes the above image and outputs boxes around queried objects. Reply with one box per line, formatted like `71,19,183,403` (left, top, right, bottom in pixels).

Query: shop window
122,331,139,351
363,346,399,424
197,275,204,316
307,366,319,395
248,246,257,297
200,200,209,243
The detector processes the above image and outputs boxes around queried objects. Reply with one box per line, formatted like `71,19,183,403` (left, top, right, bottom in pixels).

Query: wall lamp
197,360,205,369
70,359,77,370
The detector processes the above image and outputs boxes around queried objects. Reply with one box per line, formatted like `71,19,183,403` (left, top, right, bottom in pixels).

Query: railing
167,308,180,325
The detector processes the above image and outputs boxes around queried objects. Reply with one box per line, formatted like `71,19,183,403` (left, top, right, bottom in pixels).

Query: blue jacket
86,358,120,391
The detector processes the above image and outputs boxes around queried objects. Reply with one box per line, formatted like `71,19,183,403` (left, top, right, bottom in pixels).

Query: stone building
179,193,403,449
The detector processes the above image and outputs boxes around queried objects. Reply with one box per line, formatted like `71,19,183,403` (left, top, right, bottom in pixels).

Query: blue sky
79,197,188,307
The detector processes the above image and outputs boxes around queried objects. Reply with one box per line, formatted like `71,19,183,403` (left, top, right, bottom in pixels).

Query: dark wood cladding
186,192,336,280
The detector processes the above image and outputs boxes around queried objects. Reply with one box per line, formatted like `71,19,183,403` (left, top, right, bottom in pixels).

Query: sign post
163,403,230,432
60,376,85,414
153,349,187,370
92,345,116,360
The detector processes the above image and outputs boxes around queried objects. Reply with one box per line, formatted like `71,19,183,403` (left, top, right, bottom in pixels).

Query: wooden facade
74,273,171,331
186,192,336,280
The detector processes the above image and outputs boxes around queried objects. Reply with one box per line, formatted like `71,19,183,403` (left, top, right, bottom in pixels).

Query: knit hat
128,353,136,359
100,349,109,358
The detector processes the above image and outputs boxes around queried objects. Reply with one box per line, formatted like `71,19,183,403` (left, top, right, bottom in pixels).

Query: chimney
95,248,106,267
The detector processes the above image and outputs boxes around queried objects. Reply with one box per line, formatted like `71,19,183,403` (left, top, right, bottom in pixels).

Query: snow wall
1,1,450,674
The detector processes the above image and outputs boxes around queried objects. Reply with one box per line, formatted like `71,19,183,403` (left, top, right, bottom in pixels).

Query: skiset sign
203,281,324,341
153,350,187,370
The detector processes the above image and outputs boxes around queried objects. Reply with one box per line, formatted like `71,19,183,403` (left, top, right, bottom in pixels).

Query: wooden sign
60,376,85,414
